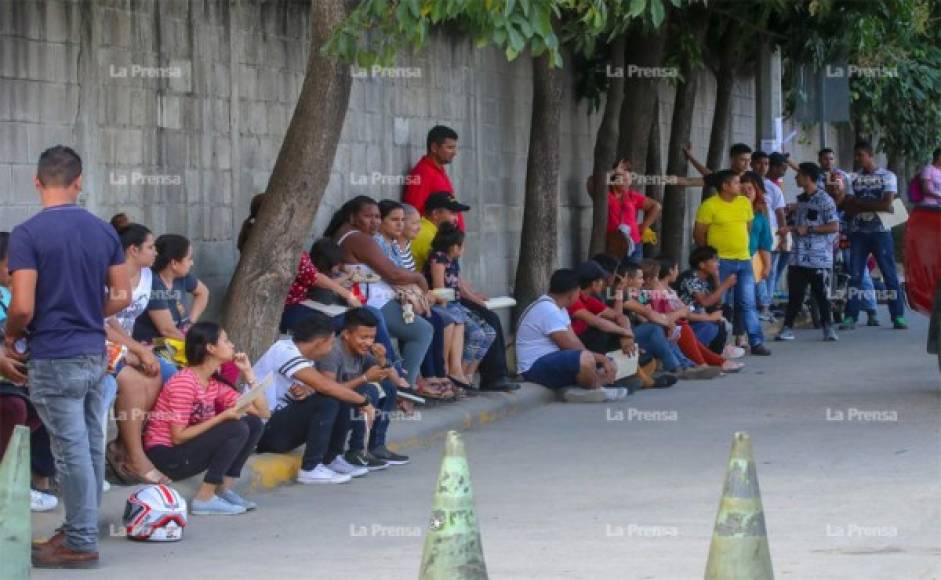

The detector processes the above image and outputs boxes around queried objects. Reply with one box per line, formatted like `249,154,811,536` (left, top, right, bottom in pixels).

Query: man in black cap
411,191,469,271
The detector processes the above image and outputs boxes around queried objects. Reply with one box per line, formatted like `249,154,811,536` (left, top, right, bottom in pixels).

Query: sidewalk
166,383,556,497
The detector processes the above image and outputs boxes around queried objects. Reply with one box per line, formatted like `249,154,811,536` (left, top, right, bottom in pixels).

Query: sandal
106,440,170,485
414,378,456,400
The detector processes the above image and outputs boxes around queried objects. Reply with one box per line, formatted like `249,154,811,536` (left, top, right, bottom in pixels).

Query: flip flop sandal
413,380,455,401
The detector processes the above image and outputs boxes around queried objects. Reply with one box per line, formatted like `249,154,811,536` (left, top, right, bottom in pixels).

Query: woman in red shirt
603,160,661,260
144,322,269,515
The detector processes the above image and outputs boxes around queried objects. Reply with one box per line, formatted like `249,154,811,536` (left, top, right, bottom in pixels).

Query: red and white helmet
123,484,188,542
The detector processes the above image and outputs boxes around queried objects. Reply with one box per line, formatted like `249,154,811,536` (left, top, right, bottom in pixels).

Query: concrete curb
169,383,556,496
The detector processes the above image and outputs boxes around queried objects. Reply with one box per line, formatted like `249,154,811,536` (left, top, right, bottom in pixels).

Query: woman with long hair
133,234,210,342
144,321,268,515
738,171,774,341
326,196,433,393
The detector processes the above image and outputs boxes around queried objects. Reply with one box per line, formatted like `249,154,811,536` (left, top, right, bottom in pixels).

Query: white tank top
337,230,396,309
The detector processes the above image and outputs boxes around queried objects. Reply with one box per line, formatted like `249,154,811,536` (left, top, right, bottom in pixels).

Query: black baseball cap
425,191,470,213
576,260,611,285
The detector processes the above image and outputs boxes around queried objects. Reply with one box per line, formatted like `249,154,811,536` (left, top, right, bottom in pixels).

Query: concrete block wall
0,0,833,318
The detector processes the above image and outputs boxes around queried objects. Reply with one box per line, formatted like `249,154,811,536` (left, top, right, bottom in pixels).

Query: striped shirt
253,339,316,411
143,368,239,449
396,240,417,272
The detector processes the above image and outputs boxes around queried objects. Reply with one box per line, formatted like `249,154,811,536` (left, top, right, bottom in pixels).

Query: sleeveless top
337,229,396,309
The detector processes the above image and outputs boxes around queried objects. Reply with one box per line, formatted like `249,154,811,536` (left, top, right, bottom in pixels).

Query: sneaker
750,343,772,356
217,489,257,510
370,445,410,466
344,450,389,472
191,495,247,515
775,327,795,341
602,386,629,401
722,345,746,359
328,456,369,477
839,318,856,331
721,360,745,373
758,310,774,322
823,327,839,342
678,366,720,380
614,375,643,393
561,387,608,403
893,317,908,330
30,489,58,512
866,314,880,327
296,464,353,485
650,372,678,388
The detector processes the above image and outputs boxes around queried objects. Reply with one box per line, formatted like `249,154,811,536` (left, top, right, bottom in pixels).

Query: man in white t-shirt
254,311,378,485
516,269,625,402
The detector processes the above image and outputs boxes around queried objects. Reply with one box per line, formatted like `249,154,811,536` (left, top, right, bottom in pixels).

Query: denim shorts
522,349,582,390
114,356,178,384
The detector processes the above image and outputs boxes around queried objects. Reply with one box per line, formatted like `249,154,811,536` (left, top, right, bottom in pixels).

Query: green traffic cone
418,431,488,580
0,425,31,579
704,432,774,580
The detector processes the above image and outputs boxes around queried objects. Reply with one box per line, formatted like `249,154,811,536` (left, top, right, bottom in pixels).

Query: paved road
34,310,940,579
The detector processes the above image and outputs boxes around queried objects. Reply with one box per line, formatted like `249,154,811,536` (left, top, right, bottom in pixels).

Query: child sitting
424,223,496,388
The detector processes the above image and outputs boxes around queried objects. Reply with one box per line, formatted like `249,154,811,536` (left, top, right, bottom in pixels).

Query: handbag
394,284,431,318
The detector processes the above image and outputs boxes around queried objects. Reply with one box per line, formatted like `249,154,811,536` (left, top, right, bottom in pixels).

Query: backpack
908,174,925,204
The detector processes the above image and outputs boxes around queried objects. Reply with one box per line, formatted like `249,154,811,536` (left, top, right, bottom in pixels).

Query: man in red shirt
404,125,465,231
567,261,636,355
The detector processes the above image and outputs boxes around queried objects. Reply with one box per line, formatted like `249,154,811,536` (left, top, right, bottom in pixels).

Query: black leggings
784,266,832,328
147,415,264,485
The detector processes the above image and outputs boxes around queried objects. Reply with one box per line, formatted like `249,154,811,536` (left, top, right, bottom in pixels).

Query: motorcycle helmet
123,484,188,542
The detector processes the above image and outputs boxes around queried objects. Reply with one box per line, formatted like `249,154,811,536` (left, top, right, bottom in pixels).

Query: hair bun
110,212,131,233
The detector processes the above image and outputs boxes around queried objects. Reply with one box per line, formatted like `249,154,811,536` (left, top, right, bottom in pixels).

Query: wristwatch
353,397,370,408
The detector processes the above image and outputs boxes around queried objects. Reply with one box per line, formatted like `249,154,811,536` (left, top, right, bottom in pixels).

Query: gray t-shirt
317,340,377,382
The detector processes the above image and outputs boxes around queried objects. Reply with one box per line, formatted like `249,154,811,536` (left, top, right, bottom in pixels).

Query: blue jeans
719,259,764,347
28,354,108,553
771,251,789,300
349,381,397,452
845,231,904,319
380,300,433,387
841,248,877,314
690,320,719,346
421,310,448,378
633,323,680,372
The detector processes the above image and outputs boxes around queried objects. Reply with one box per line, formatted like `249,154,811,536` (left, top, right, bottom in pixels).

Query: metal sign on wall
794,63,851,124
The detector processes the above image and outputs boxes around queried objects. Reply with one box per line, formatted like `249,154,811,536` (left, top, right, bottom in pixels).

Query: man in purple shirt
5,146,130,568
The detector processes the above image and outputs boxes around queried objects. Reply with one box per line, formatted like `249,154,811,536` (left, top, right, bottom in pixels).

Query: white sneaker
327,456,368,478
30,489,58,512
722,345,746,359
603,387,629,401
561,387,608,403
297,464,352,485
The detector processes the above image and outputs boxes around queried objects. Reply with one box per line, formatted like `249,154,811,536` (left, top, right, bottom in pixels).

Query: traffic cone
418,430,488,580
0,425,31,579
704,432,774,580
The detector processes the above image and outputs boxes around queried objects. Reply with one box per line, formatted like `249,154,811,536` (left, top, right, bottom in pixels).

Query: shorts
521,349,582,390
114,356,178,384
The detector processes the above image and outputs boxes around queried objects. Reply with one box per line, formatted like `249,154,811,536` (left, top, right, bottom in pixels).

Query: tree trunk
645,99,663,257
616,22,669,176
221,0,352,359
704,27,737,200
662,19,708,261
513,54,564,320
588,35,626,258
